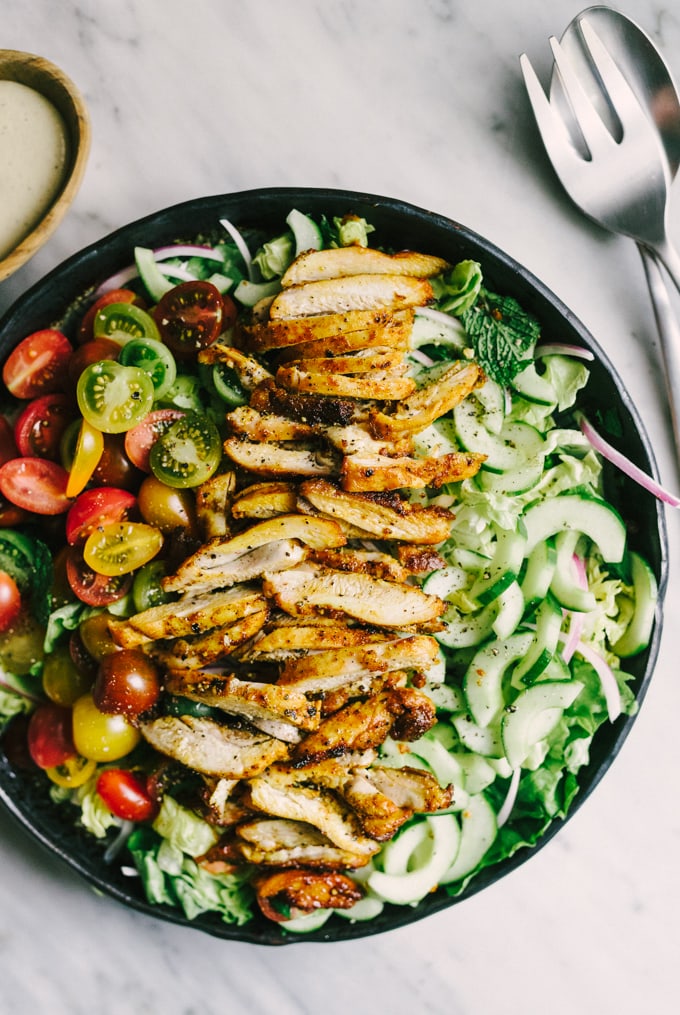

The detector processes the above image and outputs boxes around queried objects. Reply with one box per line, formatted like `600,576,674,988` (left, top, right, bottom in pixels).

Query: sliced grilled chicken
282,347,406,377
340,449,485,492
246,770,380,855
250,380,361,427
161,538,309,595
273,321,412,361
263,565,445,628
299,479,454,544
236,818,370,869
280,246,450,287
195,471,236,539
201,777,244,825
223,437,339,478
340,771,414,841
107,585,267,647
240,620,390,661
247,308,414,352
139,715,290,778
268,273,434,319
276,365,414,401
163,671,321,741
295,496,379,540
309,547,411,583
396,544,447,574
225,405,316,443
366,764,454,811
278,635,440,692
253,869,364,921
162,514,345,593
369,359,485,439
324,422,413,458
230,481,299,520
147,609,268,668
197,343,273,390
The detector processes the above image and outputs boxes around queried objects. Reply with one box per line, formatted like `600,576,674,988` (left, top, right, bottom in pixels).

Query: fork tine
520,53,581,177
578,18,657,133
549,35,614,159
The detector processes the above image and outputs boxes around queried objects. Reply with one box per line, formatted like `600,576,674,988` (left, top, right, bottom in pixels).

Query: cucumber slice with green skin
469,524,527,606
286,208,323,254
281,908,333,934
511,362,557,406
447,547,491,571
464,630,535,727
520,538,557,612
491,581,525,640
134,247,175,302
422,565,469,600
367,815,461,905
613,550,658,657
476,455,545,496
453,398,545,473
501,680,584,769
549,530,597,613
453,715,505,758
410,733,466,796
522,493,626,563
411,310,467,352
334,896,385,922
439,793,497,884
473,378,506,435
437,580,523,649
512,596,564,685
233,277,281,307
451,752,498,794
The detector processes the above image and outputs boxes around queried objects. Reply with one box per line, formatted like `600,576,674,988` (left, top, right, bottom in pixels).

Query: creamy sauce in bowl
0,79,68,260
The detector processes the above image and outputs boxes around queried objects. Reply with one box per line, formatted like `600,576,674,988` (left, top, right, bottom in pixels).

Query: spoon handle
640,244,680,458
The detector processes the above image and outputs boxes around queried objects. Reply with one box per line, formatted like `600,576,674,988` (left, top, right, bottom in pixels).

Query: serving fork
520,18,680,454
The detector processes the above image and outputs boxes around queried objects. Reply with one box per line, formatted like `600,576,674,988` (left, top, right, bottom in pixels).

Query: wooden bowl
0,49,90,282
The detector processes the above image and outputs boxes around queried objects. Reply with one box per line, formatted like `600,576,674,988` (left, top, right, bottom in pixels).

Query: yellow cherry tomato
66,418,105,498
45,754,97,788
83,521,163,577
72,691,141,762
42,644,93,706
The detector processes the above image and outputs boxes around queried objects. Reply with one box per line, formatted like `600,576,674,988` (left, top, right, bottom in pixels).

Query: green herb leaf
461,288,541,384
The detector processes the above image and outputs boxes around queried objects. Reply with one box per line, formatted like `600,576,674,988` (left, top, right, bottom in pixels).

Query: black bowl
0,188,669,944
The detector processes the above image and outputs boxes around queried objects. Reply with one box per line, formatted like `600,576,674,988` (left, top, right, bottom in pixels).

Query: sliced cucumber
367,815,461,905
453,715,505,758
421,565,469,600
522,493,626,563
134,247,174,302
512,596,563,685
473,378,506,435
501,680,584,769
410,732,465,790
520,537,557,611
451,752,498,794
454,398,545,473
439,793,497,884
491,581,525,640
613,550,658,657
281,908,333,934
233,278,281,307
334,896,385,922
287,208,323,254
411,309,467,352
476,455,545,495
469,524,527,606
511,362,557,406
549,530,597,613
463,630,535,727
437,580,523,649
426,682,465,714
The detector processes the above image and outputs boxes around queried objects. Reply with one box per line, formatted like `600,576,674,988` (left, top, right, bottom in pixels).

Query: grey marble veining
1,2,680,1013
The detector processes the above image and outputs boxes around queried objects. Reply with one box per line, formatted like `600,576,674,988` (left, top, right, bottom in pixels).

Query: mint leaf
461,288,541,385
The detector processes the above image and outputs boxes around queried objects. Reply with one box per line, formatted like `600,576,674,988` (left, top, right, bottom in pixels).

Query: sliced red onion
153,244,224,262
220,217,255,281
575,640,622,723
0,678,44,706
535,343,594,361
496,767,521,828
561,554,588,663
577,412,680,507
409,348,435,367
103,819,135,863
93,260,202,300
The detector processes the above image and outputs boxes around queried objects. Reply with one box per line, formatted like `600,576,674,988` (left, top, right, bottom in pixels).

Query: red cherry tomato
96,768,158,822
65,547,132,606
0,495,27,527
92,434,143,490
153,280,229,357
27,702,77,769
68,337,121,383
0,457,72,515
66,486,137,545
0,417,18,466
0,570,22,633
124,409,185,472
2,330,73,399
93,649,161,717
13,394,76,460
77,289,140,345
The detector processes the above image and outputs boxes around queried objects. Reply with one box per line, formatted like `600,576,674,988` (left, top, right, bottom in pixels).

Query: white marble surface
1,1,680,1012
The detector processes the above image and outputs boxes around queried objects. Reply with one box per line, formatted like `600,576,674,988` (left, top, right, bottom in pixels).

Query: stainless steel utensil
520,11,680,454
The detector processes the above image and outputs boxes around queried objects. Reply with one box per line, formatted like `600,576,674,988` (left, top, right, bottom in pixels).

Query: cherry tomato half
0,416,18,466
119,338,177,400
149,411,221,488
2,329,73,400
93,649,161,717
96,768,158,822
66,486,137,546
124,408,185,472
68,337,121,383
137,474,197,534
65,419,105,498
83,521,163,577
45,754,97,788
92,434,143,490
0,570,22,633
27,702,77,769
0,457,72,515
13,394,76,461
76,361,155,434
66,547,132,606
153,280,227,356
77,288,140,345
93,302,161,344
72,691,141,762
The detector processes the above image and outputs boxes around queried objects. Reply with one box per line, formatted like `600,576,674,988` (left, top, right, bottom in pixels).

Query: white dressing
0,79,67,259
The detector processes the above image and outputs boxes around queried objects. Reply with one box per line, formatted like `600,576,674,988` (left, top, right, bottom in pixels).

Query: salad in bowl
0,190,667,942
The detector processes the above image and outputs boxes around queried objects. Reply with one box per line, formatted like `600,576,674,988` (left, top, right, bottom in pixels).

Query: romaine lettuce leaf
431,259,482,315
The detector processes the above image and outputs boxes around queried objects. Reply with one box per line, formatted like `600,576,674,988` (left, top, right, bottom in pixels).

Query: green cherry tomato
119,338,177,400
131,560,174,612
77,361,155,434
149,410,221,488
93,302,161,344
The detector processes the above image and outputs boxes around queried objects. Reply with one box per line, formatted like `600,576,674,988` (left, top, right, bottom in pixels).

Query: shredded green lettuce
431,259,482,315
152,795,219,856
252,231,295,280
333,215,375,247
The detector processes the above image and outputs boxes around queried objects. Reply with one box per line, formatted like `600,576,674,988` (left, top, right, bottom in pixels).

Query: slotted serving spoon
521,13,680,452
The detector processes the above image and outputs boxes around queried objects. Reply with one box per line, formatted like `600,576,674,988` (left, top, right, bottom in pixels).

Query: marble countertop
1,1,679,1012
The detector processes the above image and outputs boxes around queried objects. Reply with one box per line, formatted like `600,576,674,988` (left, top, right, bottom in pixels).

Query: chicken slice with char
278,635,440,693
239,620,390,662
247,308,414,352
225,405,316,443
341,764,453,840
139,715,290,778
196,343,273,390
230,481,299,520
222,437,339,479
273,322,411,361
250,379,362,427
309,547,411,583
323,422,413,458
340,449,485,493
268,273,434,320
280,246,450,287
282,347,406,377
369,359,486,439
146,608,268,669
235,818,370,870
275,365,414,401
253,869,364,921
195,471,236,539
161,538,309,596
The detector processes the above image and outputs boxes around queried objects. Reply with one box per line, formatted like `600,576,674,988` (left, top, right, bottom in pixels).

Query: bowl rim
0,186,669,944
0,48,91,282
